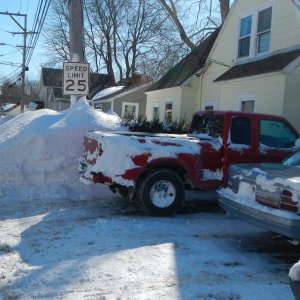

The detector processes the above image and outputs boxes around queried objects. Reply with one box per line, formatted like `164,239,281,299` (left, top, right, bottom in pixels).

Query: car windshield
189,115,224,138
283,150,300,167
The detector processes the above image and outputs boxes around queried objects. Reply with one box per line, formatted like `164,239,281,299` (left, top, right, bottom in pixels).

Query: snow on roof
92,86,125,101
0,103,17,112
0,98,124,200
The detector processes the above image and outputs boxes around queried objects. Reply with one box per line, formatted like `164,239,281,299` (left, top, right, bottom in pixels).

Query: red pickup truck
79,111,300,216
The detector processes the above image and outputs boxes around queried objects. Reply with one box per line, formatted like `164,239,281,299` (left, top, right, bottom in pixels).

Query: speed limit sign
63,62,90,95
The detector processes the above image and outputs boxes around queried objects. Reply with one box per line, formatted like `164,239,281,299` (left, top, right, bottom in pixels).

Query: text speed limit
63,62,90,95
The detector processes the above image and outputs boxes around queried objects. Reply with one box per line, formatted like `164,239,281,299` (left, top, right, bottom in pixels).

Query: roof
93,82,152,102
214,48,300,82
147,28,220,92
92,86,126,101
0,103,18,112
41,67,112,98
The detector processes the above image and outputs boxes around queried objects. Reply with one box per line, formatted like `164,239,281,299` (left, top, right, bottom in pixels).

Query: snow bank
0,99,123,200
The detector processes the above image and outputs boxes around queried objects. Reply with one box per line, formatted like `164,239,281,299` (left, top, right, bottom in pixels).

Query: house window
165,103,173,123
153,103,159,120
238,15,252,58
238,94,256,113
241,100,255,112
257,7,272,54
205,106,214,111
238,5,272,59
201,100,219,111
122,102,139,120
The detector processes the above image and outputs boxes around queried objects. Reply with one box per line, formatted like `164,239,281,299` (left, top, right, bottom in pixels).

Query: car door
224,115,255,165
255,116,299,163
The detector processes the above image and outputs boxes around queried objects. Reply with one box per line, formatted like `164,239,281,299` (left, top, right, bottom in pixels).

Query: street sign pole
68,0,85,106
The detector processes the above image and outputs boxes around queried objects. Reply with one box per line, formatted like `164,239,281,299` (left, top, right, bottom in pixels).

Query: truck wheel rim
150,180,176,208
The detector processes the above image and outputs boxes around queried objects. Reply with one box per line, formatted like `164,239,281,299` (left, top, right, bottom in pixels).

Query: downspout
197,62,211,110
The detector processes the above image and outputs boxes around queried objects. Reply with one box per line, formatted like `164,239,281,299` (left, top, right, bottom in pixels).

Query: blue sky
0,0,43,82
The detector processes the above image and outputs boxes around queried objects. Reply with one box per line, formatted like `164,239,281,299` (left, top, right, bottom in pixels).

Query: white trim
236,1,273,62
238,94,257,112
121,102,139,119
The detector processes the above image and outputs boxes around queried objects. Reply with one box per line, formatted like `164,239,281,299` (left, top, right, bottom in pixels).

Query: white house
146,0,300,130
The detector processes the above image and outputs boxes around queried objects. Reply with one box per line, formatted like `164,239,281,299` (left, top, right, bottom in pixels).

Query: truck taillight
279,190,299,213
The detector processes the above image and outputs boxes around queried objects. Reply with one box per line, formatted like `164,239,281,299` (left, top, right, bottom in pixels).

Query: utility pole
0,12,29,113
69,0,85,106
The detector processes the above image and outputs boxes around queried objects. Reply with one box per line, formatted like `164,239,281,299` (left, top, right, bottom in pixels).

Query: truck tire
139,169,185,216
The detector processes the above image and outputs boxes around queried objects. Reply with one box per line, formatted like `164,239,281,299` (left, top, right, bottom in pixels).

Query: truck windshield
190,115,224,138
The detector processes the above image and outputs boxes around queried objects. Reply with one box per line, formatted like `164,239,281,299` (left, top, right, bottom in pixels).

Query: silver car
218,150,300,240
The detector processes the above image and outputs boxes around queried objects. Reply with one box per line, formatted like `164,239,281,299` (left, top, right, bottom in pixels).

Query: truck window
190,115,224,138
230,117,251,145
260,119,298,148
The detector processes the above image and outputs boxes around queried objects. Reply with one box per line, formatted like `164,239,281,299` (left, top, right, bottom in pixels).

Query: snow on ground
0,192,298,299
0,99,123,201
0,102,298,299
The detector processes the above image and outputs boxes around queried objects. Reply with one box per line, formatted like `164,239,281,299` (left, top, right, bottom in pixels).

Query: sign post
63,62,89,96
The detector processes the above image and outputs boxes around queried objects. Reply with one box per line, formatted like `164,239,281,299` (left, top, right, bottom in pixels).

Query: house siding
181,87,197,121
101,102,112,113
112,86,148,119
283,64,300,130
272,1,300,51
218,74,285,115
146,87,182,121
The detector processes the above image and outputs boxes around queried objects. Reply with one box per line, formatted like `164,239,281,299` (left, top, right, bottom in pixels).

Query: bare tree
1,78,40,104
42,0,230,81
43,1,70,65
158,0,231,49
158,0,196,49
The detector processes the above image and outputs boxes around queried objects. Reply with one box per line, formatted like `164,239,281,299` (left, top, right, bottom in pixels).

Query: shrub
122,117,190,134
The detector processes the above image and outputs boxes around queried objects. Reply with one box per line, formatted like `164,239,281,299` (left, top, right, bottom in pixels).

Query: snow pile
0,99,123,200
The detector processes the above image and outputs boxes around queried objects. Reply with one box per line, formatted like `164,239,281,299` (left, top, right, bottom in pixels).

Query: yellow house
146,0,300,130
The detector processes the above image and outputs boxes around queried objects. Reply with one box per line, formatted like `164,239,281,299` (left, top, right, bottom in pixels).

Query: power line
26,0,51,66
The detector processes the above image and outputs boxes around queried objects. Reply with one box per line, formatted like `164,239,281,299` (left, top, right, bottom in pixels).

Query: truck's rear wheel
139,169,185,216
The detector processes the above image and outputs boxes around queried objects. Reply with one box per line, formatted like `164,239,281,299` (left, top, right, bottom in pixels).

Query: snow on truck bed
85,131,202,187
0,99,123,200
